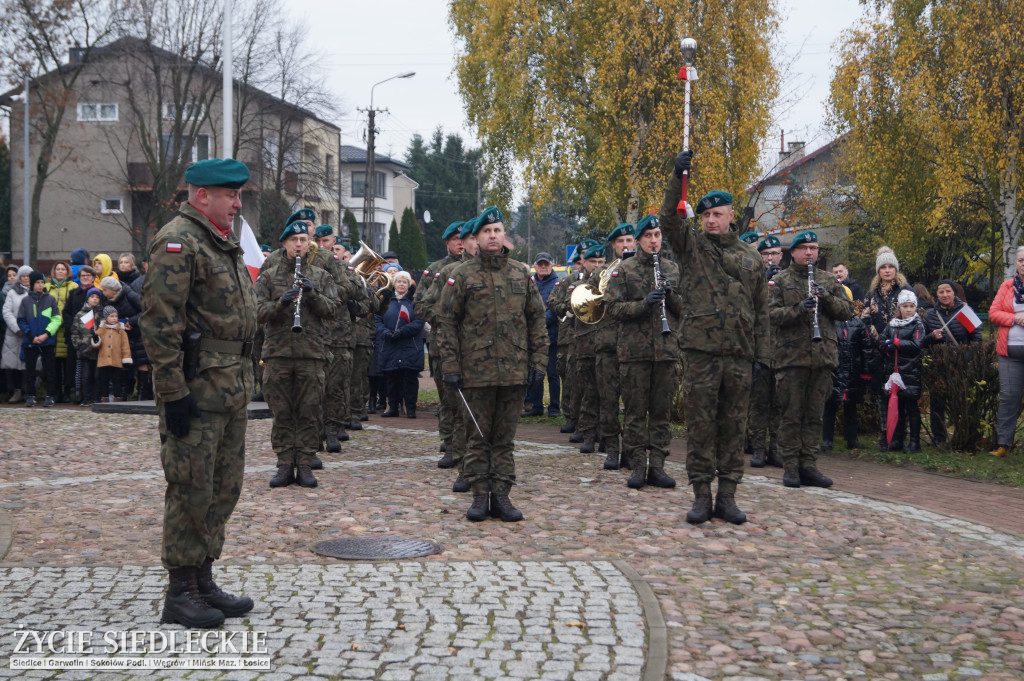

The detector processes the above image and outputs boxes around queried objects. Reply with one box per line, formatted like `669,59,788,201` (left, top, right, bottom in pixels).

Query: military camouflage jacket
658,173,770,363
415,251,462,326
422,253,474,328
593,260,625,353
436,248,548,387
140,202,258,412
547,274,579,348
604,248,683,363
769,264,853,370
256,259,339,360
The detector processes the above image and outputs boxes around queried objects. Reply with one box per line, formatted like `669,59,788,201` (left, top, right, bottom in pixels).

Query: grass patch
831,441,1024,488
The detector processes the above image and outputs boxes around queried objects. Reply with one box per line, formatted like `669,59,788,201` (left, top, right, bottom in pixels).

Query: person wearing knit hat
877,285,926,452
16,270,62,407
69,285,105,405
875,246,900,273
94,304,132,406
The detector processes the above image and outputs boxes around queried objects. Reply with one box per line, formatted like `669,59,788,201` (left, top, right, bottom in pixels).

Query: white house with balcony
339,144,418,251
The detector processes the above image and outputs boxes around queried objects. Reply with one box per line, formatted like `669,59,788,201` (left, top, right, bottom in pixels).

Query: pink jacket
988,278,1016,357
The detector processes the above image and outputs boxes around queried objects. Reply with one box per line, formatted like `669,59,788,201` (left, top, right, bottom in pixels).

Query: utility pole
222,0,233,159
476,161,482,213
23,74,30,265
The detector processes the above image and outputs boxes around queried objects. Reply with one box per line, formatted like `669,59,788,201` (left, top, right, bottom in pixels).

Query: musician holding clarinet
768,230,853,489
256,220,340,490
604,215,683,491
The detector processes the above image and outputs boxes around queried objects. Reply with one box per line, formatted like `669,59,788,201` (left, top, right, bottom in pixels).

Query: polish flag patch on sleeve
447,278,456,285
611,271,619,277
166,242,182,253
434,272,442,278
423,269,430,275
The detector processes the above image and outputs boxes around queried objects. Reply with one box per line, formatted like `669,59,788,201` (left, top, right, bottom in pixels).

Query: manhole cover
313,537,443,560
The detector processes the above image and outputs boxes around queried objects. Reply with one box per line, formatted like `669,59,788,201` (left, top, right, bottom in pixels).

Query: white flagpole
222,0,233,159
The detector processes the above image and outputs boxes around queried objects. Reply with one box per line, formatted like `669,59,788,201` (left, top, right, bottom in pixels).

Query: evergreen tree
258,190,292,246
388,218,400,255
343,209,360,247
0,138,9,254
398,207,429,271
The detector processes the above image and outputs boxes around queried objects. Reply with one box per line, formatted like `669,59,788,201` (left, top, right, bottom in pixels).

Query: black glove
296,273,314,292
752,361,766,385
383,331,394,341
802,297,816,311
812,283,826,297
766,264,781,280
164,394,201,438
379,288,394,305
662,280,675,295
527,367,545,389
645,289,666,306
442,374,461,389
346,299,357,312
674,150,694,179
91,331,99,342
281,287,301,303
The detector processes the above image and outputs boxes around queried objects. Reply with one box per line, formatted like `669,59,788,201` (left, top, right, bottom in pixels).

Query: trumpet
652,251,671,336
349,240,394,302
808,262,822,343
292,255,303,333
570,259,619,325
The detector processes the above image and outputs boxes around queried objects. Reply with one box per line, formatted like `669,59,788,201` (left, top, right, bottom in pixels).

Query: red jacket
988,278,1017,357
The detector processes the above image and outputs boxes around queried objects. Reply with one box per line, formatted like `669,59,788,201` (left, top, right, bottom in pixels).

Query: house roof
339,144,410,170
747,133,848,193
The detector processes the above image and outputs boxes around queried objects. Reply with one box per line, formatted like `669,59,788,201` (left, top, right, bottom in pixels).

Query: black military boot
626,464,647,489
452,473,470,493
325,432,341,453
559,420,576,434
766,447,784,468
489,493,524,522
782,463,801,488
437,450,455,469
310,455,324,470
619,451,631,470
713,490,747,525
439,441,447,452
197,558,254,617
646,467,676,488
580,437,596,454
750,448,767,468
338,428,350,442
296,465,318,488
466,494,489,522
798,466,833,488
161,566,225,629
603,450,621,470
685,484,713,525
598,437,607,453
269,464,294,488
569,430,584,444
348,418,363,431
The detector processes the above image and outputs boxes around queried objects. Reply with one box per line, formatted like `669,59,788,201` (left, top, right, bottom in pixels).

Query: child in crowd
17,271,61,407
878,290,926,452
71,288,104,405
94,305,132,402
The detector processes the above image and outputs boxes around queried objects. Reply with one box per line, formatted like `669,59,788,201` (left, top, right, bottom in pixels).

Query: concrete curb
613,559,667,681
0,507,12,561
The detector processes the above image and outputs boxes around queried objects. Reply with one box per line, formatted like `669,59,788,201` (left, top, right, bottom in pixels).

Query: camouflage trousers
747,367,779,450
682,351,750,489
775,366,832,468
251,327,265,393
575,355,599,437
159,405,247,570
462,385,525,495
263,358,326,466
324,344,352,434
595,350,622,456
351,345,372,419
432,346,467,465
620,360,678,468
557,346,579,424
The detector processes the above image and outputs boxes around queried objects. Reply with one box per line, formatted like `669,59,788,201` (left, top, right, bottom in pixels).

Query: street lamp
364,71,415,250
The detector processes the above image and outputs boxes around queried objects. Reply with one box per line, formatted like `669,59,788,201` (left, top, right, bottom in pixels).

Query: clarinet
652,250,671,336
291,256,303,333
808,262,822,342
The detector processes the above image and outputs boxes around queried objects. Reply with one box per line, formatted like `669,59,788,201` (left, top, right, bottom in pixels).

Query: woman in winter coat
923,279,984,444
2,265,32,402
46,261,78,402
375,271,425,418
116,253,142,291
99,276,149,400
878,290,927,452
861,246,915,446
986,246,1024,457
823,300,873,450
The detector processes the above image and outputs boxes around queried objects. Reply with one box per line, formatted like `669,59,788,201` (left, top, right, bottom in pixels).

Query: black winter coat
878,317,926,398
108,287,149,366
923,298,983,346
831,315,871,400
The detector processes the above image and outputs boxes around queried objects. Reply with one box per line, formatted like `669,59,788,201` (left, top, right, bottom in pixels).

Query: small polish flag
239,216,265,283
80,310,95,329
166,242,182,253
954,305,983,333
399,306,410,323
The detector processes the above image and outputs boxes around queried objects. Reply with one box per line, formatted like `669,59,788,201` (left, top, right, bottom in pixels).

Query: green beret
259,243,272,253
739,232,759,244
789,230,819,249
757,236,782,251
477,206,504,227
184,158,249,189
635,215,660,237
279,220,310,242
314,224,333,238
607,223,634,242
287,207,316,225
459,218,478,239
696,190,733,214
583,243,606,260
442,221,464,241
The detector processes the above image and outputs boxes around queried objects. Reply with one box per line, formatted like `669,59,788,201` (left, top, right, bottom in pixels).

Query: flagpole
222,0,233,159
937,315,960,347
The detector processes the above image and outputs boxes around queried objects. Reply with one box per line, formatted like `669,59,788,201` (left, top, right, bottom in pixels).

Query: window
163,102,205,121
325,154,335,187
322,210,334,224
100,197,123,214
351,171,386,199
162,133,211,163
78,103,118,121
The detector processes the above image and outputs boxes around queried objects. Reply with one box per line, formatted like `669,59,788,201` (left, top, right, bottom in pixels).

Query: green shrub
924,340,999,451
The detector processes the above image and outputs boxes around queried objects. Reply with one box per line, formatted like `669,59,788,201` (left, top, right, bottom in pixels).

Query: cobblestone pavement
1,409,1024,680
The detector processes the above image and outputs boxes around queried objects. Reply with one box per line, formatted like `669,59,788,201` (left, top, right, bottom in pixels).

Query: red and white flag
399,305,410,323
80,310,95,330
239,216,265,283
955,305,983,333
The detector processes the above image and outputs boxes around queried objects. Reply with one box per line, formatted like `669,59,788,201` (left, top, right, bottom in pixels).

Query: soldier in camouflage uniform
437,207,548,522
350,283,385,428
595,223,635,470
414,221,465,463
257,221,340,489
548,249,584,437
658,151,770,526
604,215,682,489
141,158,257,629
749,236,784,468
769,230,853,488
572,242,607,452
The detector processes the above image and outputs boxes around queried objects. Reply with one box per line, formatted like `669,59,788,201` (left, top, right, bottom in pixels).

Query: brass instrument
291,255,303,333
809,262,823,342
570,258,620,325
651,251,671,336
349,240,395,301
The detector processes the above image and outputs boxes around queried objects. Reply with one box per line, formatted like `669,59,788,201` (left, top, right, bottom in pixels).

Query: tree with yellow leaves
829,0,1024,278
449,0,780,229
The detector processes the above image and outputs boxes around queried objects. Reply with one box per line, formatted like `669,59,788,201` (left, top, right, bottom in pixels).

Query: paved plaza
1,408,1024,680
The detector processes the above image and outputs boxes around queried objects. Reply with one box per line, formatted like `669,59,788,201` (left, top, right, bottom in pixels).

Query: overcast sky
283,0,867,175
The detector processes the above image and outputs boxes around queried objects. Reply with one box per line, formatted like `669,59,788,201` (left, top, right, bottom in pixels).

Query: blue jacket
532,271,560,338
375,295,425,373
17,290,61,352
